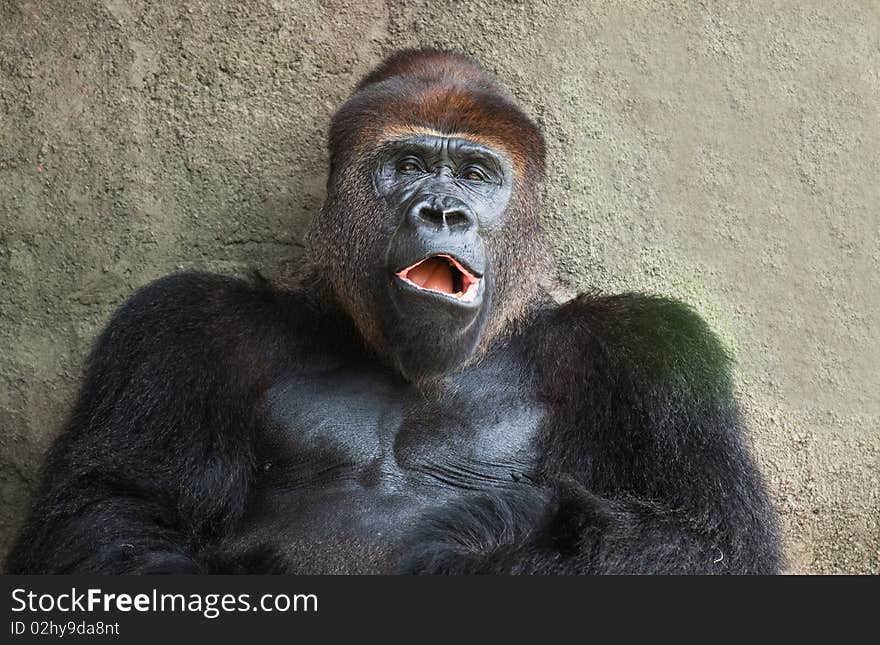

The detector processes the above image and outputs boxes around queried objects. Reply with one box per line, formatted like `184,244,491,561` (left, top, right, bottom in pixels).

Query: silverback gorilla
6,50,780,574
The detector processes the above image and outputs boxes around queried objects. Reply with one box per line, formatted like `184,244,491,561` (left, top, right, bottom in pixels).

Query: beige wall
1,0,877,572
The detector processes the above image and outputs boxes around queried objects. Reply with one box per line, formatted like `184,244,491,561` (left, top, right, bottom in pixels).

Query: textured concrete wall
1,0,877,573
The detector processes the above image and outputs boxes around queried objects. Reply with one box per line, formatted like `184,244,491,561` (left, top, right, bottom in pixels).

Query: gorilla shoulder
96,271,310,358
83,271,321,408
541,292,734,401
105,271,283,330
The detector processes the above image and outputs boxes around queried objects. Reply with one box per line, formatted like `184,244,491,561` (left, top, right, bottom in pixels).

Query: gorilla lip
395,254,481,303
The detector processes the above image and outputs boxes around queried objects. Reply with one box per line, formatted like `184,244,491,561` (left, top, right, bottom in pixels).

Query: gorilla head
307,49,548,380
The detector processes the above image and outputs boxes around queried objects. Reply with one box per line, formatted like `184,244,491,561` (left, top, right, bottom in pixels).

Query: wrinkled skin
374,134,514,378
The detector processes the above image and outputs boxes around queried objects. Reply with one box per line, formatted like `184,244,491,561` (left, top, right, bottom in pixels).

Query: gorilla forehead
377,132,508,174
328,50,546,180
374,126,517,172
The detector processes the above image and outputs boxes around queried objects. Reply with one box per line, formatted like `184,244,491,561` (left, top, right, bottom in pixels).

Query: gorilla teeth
396,255,480,302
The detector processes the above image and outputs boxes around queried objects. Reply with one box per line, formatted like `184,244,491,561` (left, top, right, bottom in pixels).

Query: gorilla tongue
396,254,480,302
404,257,455,294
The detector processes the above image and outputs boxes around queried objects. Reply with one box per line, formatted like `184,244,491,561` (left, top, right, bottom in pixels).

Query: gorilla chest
258,356,543,495
239,346,545,572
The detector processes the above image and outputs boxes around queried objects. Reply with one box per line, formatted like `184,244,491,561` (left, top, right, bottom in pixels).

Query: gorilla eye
461,167,487,182
396,158,422,174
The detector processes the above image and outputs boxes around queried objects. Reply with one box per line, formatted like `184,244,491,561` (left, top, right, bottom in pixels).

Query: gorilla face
308,50,547,381
372,134,514,375
310,131,520,380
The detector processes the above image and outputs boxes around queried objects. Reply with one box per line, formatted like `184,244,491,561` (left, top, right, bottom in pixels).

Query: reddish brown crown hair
329,49,546,180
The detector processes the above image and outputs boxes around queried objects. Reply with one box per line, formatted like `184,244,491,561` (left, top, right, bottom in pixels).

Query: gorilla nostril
443,209,472,229
414,204,475,230
417,206,446,226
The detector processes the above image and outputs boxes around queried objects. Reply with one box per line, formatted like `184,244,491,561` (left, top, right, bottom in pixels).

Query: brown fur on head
307,49,549,376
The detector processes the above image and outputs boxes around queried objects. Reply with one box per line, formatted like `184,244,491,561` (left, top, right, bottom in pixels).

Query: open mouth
395,254,481,303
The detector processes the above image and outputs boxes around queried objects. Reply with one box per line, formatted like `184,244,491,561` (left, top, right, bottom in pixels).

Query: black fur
5,50,780,575
396,295,781,574
6,273,301,573
6,276,780,574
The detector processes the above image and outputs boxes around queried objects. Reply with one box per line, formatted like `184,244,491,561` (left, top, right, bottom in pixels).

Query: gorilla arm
397,294,782,574
5,273,293,574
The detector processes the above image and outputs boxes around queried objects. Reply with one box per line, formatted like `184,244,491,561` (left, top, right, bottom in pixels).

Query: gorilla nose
409,197,476,232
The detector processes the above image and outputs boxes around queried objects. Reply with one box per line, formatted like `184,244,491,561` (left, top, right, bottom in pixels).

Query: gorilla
6,49,780,574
